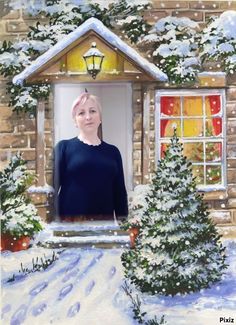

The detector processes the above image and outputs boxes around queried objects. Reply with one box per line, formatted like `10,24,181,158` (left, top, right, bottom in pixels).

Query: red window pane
206,118,222,136
206,95,221,116
160,97,181,116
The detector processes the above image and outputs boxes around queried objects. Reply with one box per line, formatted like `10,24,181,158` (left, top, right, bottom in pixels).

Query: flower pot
0,233,31,252
128,227,139,248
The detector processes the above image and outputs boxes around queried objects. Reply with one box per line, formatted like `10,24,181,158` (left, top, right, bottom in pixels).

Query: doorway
53,83,133,190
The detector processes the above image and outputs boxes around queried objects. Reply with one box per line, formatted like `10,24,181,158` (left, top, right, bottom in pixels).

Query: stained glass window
157,92,225,189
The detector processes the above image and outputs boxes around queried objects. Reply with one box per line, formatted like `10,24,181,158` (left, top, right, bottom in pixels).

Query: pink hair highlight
71,93,102,119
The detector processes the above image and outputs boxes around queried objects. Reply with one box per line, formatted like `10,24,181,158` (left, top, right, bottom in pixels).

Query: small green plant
122,281,166,325
7,251,59,282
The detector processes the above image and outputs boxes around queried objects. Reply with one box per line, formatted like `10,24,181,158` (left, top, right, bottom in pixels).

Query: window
156,90,225,190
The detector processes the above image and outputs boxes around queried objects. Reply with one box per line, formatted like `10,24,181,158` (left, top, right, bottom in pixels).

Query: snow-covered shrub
122,131,227,296
200,11,236,74
124,184,152,229
139,16,200,84
6,83,51,114
0,153,43,238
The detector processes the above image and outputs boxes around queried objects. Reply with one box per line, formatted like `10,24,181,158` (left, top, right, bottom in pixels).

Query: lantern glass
83,42,104,79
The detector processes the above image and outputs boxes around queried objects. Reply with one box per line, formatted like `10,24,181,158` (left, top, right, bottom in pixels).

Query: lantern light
83,42,104,79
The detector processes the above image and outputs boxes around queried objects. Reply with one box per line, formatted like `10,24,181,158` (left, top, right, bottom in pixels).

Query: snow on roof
13,17,167,85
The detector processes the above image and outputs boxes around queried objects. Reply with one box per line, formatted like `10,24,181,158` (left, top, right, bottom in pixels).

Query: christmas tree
121,130,227,296
0,153,43,238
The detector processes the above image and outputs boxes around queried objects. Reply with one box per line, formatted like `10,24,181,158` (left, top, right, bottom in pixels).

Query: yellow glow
66,36,118,73
183,142,204,162
161,119,181,137
183,96,203,116
183,119,203,137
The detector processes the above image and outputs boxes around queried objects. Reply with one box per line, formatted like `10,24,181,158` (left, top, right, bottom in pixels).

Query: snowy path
1,240,236,325
1,248,132,325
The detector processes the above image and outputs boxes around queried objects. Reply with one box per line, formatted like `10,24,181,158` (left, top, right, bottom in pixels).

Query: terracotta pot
0,233,31,252
128,227,139,248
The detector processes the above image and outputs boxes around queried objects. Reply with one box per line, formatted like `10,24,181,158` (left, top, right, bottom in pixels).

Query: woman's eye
78,111,84,115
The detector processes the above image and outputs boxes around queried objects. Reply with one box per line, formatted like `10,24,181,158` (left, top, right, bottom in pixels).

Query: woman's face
74,98,101,134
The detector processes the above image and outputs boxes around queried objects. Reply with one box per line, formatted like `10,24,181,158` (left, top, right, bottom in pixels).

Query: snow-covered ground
1,239,236,325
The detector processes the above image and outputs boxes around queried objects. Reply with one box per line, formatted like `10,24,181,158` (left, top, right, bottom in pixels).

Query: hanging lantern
83,42,104,79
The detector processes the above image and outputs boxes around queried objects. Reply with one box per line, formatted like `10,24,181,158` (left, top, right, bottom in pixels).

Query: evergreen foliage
0,153,43,238
122,281,166,324
121,131,227,296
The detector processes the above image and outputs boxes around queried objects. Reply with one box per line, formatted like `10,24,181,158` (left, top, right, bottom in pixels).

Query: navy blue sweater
54,137,128,219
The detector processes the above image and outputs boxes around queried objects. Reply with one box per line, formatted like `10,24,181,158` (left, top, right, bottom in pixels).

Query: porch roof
13,17,168,85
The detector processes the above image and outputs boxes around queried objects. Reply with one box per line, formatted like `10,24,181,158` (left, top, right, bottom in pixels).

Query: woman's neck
78,133,101,146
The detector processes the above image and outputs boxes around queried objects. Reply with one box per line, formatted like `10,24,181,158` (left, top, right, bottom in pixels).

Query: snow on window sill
197,186,227,200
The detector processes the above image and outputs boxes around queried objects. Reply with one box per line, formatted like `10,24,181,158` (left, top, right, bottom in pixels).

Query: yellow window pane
192,165,204,185
206,165,221,185
183,142,204,162
206,142,222,162
161,119,181,137
183,96,203,116
183,119,203,137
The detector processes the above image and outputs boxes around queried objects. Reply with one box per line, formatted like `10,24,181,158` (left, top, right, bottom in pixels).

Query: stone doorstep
53,229,128,237
40,241,130,249
37,221,131,249
40,235,130,249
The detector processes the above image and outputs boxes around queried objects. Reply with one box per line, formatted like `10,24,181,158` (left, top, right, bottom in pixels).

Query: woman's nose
85,112,91,119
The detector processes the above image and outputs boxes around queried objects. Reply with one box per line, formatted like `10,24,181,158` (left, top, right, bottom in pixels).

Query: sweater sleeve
53,140,66,195
113,148,128,219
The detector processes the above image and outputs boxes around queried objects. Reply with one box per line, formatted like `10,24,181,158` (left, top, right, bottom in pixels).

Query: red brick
143,10,169,24
17,118,36,132
151,1,189,9
227,159,236,169
0,134,28,149
227,87,236,101
189,1,220,9
220,1,236,10
2,10,20,19
0,119,14,133
6,21,29,33
226,102,236,118
172,10,204,22
227,169,236,183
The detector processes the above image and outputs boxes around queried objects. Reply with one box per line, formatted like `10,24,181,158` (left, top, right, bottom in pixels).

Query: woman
54,92,128,222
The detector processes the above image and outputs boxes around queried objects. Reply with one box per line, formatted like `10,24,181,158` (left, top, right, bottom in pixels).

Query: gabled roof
13,17,167,85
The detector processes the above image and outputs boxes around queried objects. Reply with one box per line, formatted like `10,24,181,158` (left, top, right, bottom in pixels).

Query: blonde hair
71,93,102,119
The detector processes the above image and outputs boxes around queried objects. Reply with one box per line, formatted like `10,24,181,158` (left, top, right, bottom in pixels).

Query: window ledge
198,189,228,200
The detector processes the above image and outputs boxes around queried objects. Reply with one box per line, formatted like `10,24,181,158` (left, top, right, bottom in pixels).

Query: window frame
155,89,226,191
